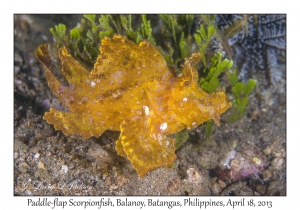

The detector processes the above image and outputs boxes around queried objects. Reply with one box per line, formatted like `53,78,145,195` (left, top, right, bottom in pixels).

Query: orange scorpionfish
35,34,231,177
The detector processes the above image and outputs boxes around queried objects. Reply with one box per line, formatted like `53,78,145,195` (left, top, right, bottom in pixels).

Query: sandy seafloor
14,15,286,196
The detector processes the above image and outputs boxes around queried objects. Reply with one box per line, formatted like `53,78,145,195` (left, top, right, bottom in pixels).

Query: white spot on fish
90,81,96,88
143,106,150,116
160,123,168,131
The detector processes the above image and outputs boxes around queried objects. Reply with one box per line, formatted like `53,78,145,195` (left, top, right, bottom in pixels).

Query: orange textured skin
35,35,231,177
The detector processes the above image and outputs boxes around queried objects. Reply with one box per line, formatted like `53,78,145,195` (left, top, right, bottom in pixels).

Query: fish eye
180,78,191,87
184,80,190,86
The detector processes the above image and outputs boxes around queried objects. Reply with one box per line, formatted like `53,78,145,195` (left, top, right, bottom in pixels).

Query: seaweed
228,69,257,121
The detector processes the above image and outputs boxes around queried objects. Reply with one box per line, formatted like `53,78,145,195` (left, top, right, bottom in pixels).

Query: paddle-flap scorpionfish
35,34,231,177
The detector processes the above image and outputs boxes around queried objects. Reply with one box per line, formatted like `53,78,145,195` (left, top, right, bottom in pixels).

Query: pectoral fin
116,116,176,177
44,108,105,139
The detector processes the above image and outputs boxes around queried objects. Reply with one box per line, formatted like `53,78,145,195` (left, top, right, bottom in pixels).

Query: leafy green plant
98,15,114,39
50,24,66,46
228,69,257,121
193,119,214,150
194,25,215,66
158,14,195,69
205,120,214,140
159,15,181,45
174,129,189,150
199,52,233,93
